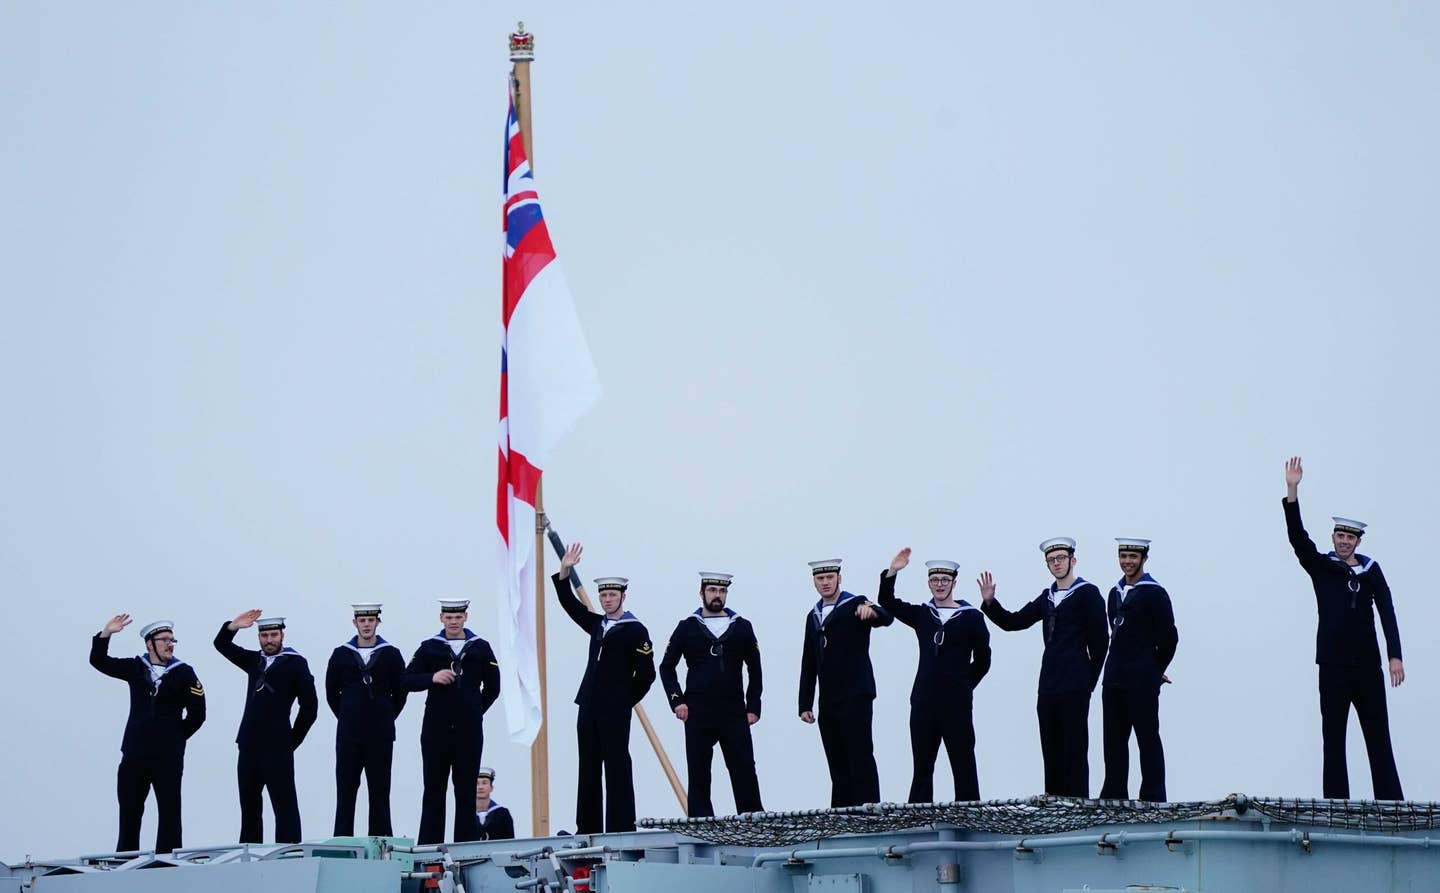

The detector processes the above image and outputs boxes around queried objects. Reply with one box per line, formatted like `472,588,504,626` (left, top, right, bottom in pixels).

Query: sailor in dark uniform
553,542,657,833
89,615,206,853
877,549,991,803
473,767,515,841
404,598,501,844
979,538,1108,797
213,611,319,843
798,558,893,808
658,571,765,817
1283,456,1406,800
325,603,408,837
1098,539,1178,802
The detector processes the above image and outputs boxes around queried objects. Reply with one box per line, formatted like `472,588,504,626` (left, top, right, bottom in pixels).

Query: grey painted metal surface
13,855,400,893
430,814,1440,893
5,805,1439,893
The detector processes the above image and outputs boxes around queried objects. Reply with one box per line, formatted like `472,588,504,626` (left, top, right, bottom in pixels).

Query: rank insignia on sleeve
190,684,205,696
635,642,653,655
489,661,499,666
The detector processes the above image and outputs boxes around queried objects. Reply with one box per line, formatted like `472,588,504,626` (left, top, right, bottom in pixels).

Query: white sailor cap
256,617,286,631
699,572,734,587
1115,538,1151,554
438,598,471,613
925,560,960,577
808,559,842,575
1332,517,1367,536
1039,537,1077,555
476,766,497,781
140,620,175,640
351,603,383,618
594,577,629,592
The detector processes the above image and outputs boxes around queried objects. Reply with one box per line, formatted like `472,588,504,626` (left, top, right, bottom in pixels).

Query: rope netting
1242,797,1440,833
639,795,1440,846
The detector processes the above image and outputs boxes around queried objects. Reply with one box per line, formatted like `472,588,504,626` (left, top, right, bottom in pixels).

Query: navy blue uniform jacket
213,623,319,750
403,631,501,737
658,609,763,720
981,579,1108,695
1284,499,1402,667
1102,575,1178,690
477,804,515,840
552,573,657,712
798,591,893,713
877,572,991,705
90,634,206,758
325,637,408,742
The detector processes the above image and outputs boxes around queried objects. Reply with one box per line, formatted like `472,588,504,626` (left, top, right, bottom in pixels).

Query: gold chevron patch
189,685,205,695
635,643,653,655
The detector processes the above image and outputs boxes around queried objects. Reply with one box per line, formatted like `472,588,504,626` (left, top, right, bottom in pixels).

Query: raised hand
856,603,876,621
561,542,583,571
888,547,912,575
1283,456,1304,502
230,609,263,630
1390,658,1405,688
100,614,133,637
976,571,996,603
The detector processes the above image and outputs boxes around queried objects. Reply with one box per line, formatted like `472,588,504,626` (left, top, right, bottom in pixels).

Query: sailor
877,549,991,803
404,598,501,844
553,542,657,833
325,603,408,837
1283,456,1405,800
473,767,515,841
213,611,319,843
979,538,1108,797
1097,540,1178,802
89,615,206,853
798,558,893,808
658,572,765,817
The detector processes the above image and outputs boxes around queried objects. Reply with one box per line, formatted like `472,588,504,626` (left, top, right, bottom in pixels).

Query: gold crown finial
509,23,535,62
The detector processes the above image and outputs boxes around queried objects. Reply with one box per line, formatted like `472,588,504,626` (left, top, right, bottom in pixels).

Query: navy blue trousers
1099,685,1165,802
1319,664,1402,800
238,745,301,843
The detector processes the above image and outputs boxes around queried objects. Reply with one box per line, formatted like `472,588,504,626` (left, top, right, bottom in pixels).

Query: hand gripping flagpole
545,522,689,814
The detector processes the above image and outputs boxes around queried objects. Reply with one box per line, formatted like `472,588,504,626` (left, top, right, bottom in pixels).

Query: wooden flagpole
510,24,549,838
509,22,689,823
530,484,551,837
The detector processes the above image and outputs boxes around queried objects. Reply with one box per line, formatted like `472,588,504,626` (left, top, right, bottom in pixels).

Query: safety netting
639,794,1440,846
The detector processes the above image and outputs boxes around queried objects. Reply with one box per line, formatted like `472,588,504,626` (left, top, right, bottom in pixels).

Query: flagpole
530,484,551,837
509,23,550,838
510,24,535,166
509,21,688,821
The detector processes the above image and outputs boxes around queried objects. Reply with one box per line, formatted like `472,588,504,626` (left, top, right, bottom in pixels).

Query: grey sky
3,1,1438,859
